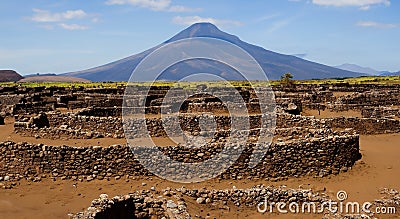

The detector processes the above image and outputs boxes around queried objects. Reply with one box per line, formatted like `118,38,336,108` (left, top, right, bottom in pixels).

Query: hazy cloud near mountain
172,16,242,27
105,0,201,12
311,0,390,10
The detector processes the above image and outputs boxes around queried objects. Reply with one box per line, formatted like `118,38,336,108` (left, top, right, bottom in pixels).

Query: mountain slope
0,70,23,82
380,71,400,76
335,63,379,75
64,23,363,81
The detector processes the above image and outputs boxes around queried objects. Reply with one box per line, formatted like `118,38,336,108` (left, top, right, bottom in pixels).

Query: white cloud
30,9,88,22
255,14,281,22
167,5,201,12
29,9,97,31
312,0,390,10
105,0,200,12
59,23,89,30
359,5,371,10
356,21,399,28
172,16,242,27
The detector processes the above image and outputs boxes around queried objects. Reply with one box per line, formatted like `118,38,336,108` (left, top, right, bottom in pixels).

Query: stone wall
14,110,399,139
278,114,400,135
330,90,400,111
0,94,24,115
0,129,360,182
14,112,124,139
326,117,400,135
361,106,400,118
72,186,329,219
2,84,400,115
72,186,400,219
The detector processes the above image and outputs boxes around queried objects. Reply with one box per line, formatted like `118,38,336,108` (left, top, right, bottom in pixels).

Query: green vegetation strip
1,76,400,88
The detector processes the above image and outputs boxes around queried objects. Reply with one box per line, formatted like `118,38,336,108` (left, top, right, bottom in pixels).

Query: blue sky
0,0,399,75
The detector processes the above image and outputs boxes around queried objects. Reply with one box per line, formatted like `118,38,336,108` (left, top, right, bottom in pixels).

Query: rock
166,201,177,208
86,132,93,138
196,197,205,204
4,176,10,181
136,212,148,219
99,194,108,200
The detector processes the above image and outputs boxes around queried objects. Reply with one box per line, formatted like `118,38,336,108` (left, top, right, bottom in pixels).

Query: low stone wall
331,90,400,111
0,129,360,182
278,114,400,135
72,186,329,219
0,94,23,115
14,112,125,139
72,186,400,219
326,117,400,135
15,110,398,140
361,106,400,118
14,111,273,139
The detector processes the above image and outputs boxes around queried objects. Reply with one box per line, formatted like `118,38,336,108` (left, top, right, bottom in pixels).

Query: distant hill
63,23,363,81
379,71,400,76
0,70,23,82
23,73,57,78
19,75,91,83
335,63,380,76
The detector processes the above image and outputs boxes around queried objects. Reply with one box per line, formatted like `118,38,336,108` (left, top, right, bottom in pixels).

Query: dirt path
302,109,362,118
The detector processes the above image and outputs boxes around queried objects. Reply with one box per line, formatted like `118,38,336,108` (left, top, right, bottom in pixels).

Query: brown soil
303,109,362,118
332,92,355,98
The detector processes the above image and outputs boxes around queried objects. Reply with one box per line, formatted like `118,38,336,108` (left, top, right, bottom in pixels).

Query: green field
1,75,400,88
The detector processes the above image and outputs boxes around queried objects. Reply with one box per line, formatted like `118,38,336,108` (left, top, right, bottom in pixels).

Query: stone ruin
0,84,367,183
72,186,400,219
1,83,400,217
72,186,330,219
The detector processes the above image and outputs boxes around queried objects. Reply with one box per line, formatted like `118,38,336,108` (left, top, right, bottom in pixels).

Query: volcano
63,23,363,81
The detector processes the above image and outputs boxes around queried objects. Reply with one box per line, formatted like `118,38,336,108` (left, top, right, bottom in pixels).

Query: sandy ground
303,109,362,118
1,113,400,218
